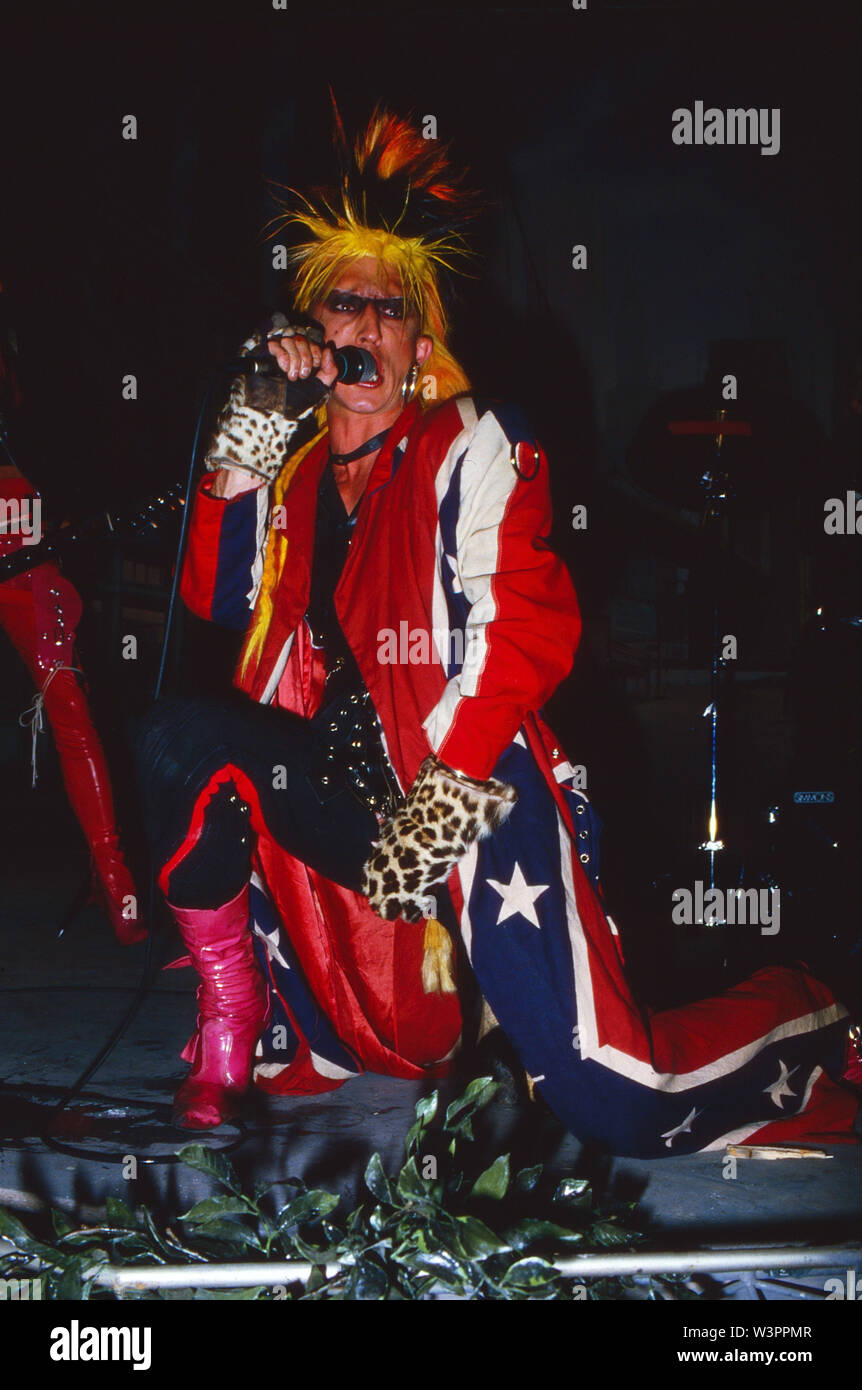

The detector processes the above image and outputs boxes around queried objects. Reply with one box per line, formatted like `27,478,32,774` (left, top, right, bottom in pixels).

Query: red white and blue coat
181,393,857,1155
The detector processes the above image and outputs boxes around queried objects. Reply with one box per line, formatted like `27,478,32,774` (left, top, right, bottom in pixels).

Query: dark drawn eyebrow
326,290,404,313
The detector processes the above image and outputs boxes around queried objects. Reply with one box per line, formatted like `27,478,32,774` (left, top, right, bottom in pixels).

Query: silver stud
579,853,590,864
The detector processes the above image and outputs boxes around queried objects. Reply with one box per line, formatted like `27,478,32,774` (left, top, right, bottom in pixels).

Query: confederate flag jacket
179,393,856,1157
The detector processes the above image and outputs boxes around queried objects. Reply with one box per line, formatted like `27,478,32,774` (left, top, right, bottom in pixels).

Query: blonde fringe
238,411,328,684
424,338,470,401
422,918,457,994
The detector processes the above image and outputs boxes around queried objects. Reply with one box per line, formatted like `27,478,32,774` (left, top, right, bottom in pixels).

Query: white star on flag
487,863,549,928
661,1106,701,1148
764,1058,798,1109
254,922,291,972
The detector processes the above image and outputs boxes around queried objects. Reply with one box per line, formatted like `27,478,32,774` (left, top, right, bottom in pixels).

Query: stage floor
1,845,860,1258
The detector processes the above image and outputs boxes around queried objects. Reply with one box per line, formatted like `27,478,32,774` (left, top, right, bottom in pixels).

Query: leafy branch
0,1077,695,1301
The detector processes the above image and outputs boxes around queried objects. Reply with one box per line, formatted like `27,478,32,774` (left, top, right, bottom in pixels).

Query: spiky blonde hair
263,100,479,403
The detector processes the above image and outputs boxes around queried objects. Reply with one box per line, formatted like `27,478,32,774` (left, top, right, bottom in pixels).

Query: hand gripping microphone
224,343,378,385
223,312,378,385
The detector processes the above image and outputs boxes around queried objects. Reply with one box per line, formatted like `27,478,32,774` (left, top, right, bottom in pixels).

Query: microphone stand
698,411,731,919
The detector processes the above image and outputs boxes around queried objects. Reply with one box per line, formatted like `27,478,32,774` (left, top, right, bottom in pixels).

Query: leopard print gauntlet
361,755,518,923
204,318,327,483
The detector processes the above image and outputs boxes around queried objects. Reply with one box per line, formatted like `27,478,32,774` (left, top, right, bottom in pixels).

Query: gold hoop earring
401,362,421,404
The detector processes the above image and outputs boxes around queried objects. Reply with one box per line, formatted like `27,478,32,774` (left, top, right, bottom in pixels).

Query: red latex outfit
0,467,144,945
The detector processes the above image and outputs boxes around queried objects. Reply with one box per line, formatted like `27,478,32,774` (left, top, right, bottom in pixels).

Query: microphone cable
38,379,247,1164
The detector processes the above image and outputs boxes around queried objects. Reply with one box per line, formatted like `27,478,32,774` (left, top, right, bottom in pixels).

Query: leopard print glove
361,755,518,923
204,318,327,483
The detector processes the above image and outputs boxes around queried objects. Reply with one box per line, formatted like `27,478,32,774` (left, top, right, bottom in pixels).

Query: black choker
328,428,391,467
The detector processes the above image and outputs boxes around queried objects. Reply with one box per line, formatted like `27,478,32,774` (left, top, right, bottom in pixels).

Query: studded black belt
305,680,402,820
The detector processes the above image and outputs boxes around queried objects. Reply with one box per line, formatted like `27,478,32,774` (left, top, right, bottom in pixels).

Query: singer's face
313,258,432,419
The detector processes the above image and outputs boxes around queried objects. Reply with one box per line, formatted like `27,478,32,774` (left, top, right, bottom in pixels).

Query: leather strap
328,427,391,467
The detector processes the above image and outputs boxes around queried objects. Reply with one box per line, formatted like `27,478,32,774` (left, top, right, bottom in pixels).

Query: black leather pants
136,693,384,908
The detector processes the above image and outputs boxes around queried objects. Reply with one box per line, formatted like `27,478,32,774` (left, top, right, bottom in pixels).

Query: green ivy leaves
0,1076,671,1301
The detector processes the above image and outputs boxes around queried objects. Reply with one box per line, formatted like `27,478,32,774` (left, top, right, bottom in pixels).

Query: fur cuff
205,398,318,483
361,755,517,923
204,328,323,482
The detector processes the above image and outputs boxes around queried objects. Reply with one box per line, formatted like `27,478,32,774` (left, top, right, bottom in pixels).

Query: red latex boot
42,666,147,945
0,581,146,946
844,1026,862,1091
170,884,270,1129
87,830,148,946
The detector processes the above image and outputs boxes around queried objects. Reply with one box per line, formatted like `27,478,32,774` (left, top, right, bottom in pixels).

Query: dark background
1,0,860,1002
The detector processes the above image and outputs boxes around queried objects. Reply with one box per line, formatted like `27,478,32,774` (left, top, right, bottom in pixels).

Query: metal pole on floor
91,1244,861,1292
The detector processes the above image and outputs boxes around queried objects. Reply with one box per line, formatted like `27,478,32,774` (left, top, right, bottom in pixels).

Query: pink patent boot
169,884,269,1129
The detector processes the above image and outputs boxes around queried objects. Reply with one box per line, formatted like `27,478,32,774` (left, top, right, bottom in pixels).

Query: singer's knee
136,697,234,806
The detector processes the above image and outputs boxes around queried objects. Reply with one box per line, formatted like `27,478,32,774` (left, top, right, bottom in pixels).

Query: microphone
223,343,379,386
